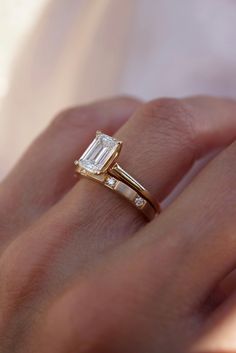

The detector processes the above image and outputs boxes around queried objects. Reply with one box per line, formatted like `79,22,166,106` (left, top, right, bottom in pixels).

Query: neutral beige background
1,0,236,179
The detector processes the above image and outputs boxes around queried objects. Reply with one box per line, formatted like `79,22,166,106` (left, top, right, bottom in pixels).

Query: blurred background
1,0,236,179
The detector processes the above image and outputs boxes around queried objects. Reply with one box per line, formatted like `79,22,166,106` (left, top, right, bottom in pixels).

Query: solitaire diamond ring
74,131,160,221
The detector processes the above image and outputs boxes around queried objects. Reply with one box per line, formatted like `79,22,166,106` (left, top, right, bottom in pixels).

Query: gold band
77,171,156,220
74,131,161,221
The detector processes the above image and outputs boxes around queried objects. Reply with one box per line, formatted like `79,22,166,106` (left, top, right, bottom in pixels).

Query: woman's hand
1,96,236,353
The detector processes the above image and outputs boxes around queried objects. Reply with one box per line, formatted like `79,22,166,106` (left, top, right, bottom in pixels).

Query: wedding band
74,131,160,220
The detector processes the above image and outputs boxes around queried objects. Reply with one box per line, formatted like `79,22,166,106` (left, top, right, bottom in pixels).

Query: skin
1,96,236,352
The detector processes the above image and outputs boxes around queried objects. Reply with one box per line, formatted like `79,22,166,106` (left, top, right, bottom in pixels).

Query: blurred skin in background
1,0,236,178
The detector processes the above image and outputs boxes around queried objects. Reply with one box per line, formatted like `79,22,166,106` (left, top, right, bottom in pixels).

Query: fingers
37,132,236,353
3,96,236,353
35,237,199,353
117,96,236,201
0,96,141,239
7,95,236,303
137,139,236,309
2,95,236,324
60,96,236,238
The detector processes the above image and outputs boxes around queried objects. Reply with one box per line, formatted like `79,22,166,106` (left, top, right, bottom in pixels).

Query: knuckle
142,97,182,118
140,98,197,151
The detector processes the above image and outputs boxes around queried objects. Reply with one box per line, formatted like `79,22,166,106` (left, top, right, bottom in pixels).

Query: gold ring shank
110,163,160,214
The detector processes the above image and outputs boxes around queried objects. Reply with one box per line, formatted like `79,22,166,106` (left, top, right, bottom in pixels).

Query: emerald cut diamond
78,132,121,174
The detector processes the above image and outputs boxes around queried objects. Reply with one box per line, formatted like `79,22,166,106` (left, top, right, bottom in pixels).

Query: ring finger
64,96,236,237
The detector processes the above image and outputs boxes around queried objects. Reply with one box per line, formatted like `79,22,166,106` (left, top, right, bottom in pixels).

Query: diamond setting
134,195,146,208
105,176,117,189
78,132,122,174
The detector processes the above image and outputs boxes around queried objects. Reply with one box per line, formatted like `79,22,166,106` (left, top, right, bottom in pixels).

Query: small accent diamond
134,195,145,208
105,177,117,189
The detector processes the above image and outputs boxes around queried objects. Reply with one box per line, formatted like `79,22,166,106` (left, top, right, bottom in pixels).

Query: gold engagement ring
74,131,160,221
